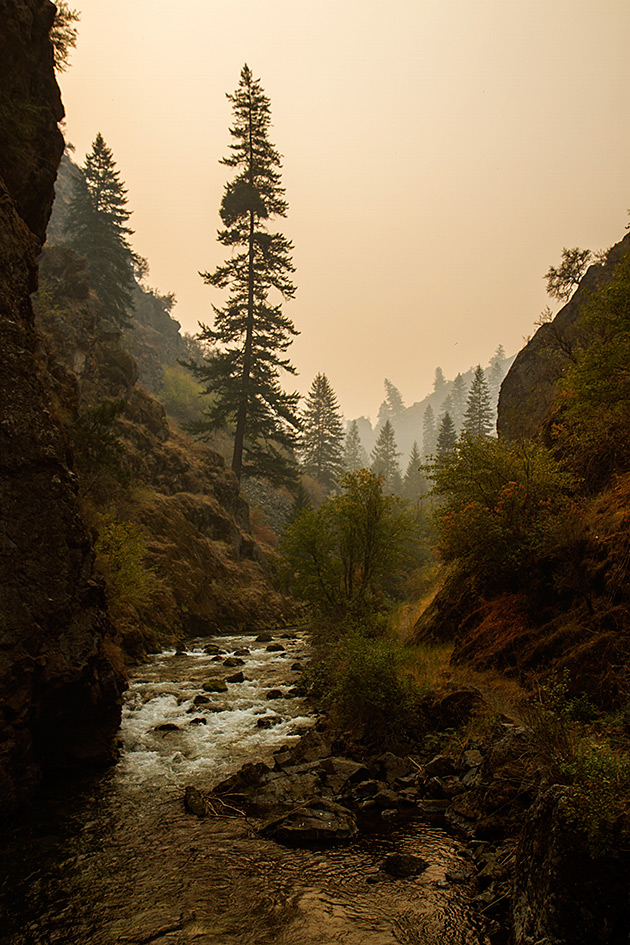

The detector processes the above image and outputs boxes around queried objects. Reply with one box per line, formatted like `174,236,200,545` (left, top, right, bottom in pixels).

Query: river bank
0,629,490,945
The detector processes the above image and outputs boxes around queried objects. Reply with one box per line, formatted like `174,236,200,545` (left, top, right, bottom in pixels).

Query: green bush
309,634,422,747
563,743,630,853
94,516,162,612
429,435,573,590
158,365,205,426
279,469,420,625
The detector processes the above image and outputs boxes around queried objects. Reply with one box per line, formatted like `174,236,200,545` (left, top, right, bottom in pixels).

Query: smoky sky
58,0,630,420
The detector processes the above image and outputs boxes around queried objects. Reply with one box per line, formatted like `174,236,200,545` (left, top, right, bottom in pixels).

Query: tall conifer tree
463,365,494,437
187,65,299,485
436,412,457,455
371,419,402,494
402,441,425,503
65,134,136,326
422,404,437,459
342,420,368,472
300,373,344,490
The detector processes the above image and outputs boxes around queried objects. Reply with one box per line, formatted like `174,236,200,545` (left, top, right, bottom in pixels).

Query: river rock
233,647,250,656
193,694,210,705
203,679,228,693
226,671,245,683
424,754,457,779
291,662,303,671
184,785,207,817
266,644,285,653
256,632,273,642
223,657,245,667
462,749,483,768
266,689,284,700
383,853,429,878
154,723,181,733
189,716,207,725
319,757,370,794
376,752,415,782
257,715,282,729
260,799,358,844
204,644,222,655
373,788,400,809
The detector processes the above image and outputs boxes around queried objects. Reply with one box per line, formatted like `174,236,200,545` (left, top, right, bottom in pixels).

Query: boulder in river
266,644,285,653
203,679,228,693
226,671,245,683
383,853,429,878
260,798,358,844
184,785,207,817
266,688,284,700
257,715,283,729
223,657,245,667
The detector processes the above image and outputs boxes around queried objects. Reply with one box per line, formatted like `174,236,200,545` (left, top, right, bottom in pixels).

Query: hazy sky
58,0,630,421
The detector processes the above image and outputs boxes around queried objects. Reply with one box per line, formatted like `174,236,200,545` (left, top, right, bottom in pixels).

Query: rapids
0,631,491,944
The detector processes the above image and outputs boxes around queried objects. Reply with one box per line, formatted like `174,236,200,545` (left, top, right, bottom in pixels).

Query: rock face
0,0,124,812
512,785,630,945
497,233,630,440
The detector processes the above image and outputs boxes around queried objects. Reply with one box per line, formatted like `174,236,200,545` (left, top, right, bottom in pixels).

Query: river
0,630,491,944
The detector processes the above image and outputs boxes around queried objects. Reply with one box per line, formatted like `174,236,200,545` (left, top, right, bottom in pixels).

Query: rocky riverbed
0,630,492,945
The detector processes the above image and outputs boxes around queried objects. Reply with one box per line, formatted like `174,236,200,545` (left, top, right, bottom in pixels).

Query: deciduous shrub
279,469,419,625
429,435,573,591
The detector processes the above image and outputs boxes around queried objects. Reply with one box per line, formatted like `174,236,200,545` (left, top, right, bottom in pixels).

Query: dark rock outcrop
497,233,630,440
0,0,124,812
512,785,630,945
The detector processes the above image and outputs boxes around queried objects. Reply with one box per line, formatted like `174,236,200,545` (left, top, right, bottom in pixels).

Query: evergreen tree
451,373,467,432
65,134,136,326
488,344,507,400
371,419,402,494
422,404,437,458
463,365,494,437
342,420,368,472
436,412,457,456
433,366,446,393
377,378,405,426
186,65,299,485
299,373,344,490
402,440,426,503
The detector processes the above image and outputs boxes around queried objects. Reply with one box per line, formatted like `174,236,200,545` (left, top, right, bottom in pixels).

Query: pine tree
402,441,426,503
422,404,437,458
377,378,405,426
433,366,446,393
186,65,299,485
342,420,368,472
463,365,494,437
436,412,457,455
65,134,137,326
488,344,507,400
451,372,467,432
371,419,402,494
299,373,344,490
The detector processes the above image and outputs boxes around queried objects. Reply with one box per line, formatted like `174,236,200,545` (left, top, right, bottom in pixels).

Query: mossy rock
202,679,228,693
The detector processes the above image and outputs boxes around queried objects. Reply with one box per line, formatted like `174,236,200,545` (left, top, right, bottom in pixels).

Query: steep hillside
0,0,124,812
413,229,630,705
34,245,292,656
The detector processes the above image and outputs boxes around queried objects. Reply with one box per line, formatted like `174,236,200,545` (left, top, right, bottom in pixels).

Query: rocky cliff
498,232,630,440
0,0,124,812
